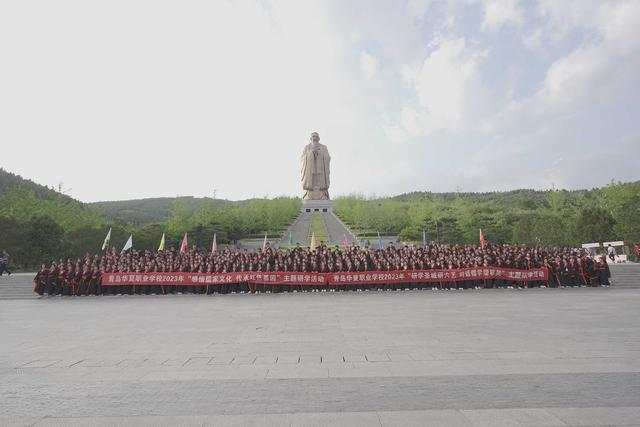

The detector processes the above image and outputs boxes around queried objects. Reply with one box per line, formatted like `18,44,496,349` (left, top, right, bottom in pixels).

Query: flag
121,234,133,253
377,231,383,250
211,233,217,253
101,227,112,251
479,228,487,249
342,233,348,247
309,232,317,250
179,232,188,254
158,233,165,251
288,230,293,246
262,234,268,251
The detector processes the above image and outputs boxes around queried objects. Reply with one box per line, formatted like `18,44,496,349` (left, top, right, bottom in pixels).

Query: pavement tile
549,406,640,426
209,355,235,365
387,353,413,362
0,416,42,427
379,409,471,426
460,408,567,426
328,363,392,378
299,354,322,364
159,358,185,367
343,354,367,363
287,411,382,427
254,355,278,365
366,353,390,362
18,359,61,368
277,353,301,364
34,415,208,426
183,356,213,367
202,413,289,426
409,351,436,361
231,355,257,365
266,365,329,379
115,359,148,368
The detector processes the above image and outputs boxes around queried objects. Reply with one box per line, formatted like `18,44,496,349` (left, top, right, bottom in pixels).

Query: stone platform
301,199,333,213
2,287,640,426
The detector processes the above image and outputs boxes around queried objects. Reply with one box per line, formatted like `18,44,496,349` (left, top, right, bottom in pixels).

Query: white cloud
521,0,640,115
1,0,638,200
385,38,492,142
482,0,524,30
360,51,379,80
0,0,361,201
400,64,418,88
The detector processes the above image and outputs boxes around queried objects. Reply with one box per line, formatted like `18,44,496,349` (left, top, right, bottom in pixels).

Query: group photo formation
8,129,635,297
2,1,640,426
33,241,613,296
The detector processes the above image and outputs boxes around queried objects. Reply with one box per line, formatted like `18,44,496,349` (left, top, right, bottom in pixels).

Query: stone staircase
0,273,38,300
609,263,640,288
281,211,355,246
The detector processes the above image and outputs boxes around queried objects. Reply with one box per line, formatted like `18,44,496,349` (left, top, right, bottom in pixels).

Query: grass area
309,212,330,244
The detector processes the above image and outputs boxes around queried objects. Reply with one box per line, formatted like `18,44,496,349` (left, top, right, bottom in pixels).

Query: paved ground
1,287,640,426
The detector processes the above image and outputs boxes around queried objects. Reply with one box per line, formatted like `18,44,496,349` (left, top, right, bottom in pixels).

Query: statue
300,132,331,200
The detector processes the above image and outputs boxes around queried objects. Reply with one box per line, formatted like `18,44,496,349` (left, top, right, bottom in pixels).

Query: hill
0,168,300,268
0,168,77,204
90,197,220,225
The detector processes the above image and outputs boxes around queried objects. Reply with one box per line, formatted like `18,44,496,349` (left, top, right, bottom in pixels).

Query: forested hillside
0,169,300,269
334,183,640,248
1,167,638,269
90,197,216,224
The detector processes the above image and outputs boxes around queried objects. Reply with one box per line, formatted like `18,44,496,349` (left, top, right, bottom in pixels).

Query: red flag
180,232,189,254
479,228,487,249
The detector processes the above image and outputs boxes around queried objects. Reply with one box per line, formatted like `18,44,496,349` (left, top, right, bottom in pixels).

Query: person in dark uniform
596,256,611,287
33,264,48,295
0,250,12,276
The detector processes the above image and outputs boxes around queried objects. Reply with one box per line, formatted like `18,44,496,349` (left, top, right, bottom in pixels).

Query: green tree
574,206,616,243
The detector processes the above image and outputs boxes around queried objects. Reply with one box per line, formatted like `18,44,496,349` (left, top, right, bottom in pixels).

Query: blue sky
1,0,638,201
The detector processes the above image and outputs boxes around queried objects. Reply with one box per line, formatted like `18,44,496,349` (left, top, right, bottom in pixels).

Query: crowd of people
32,243,613,296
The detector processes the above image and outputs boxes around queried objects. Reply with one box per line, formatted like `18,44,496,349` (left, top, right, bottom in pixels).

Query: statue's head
310,132,320,143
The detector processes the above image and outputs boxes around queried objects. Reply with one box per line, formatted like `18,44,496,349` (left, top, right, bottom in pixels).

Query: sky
1,0,639,202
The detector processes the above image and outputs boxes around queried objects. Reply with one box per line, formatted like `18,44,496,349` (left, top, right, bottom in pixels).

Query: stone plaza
1,277,640,426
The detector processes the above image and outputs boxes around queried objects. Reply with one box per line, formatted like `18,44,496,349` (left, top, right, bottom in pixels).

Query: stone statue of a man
300,132,331,200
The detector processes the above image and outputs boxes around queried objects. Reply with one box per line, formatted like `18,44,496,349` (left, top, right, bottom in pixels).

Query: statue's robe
300,142,331,200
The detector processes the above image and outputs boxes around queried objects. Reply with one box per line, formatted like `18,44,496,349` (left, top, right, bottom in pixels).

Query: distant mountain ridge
89,197,219,225
0,168,76,204
2,167,639,226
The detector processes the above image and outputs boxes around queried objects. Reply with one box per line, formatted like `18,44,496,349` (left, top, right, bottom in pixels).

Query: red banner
101,267,548,287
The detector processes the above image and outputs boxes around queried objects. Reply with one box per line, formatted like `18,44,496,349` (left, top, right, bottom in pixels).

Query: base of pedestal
301,199,333,213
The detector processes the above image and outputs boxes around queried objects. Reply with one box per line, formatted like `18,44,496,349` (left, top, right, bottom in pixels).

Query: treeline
0,169,300,269
0,190,299,270
1,166,639,269
334,182,640,249
90,196,216,225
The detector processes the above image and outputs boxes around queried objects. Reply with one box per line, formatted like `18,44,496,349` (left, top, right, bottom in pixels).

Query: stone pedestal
302,199,333,213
